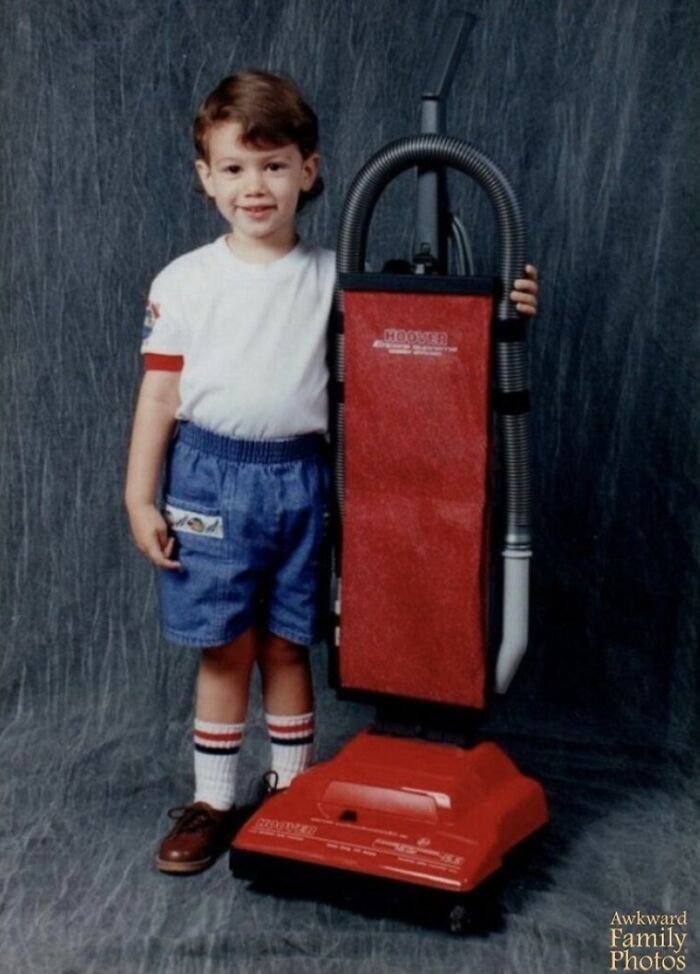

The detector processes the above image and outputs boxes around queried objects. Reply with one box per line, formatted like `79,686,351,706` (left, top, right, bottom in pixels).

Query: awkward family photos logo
609,910,689,971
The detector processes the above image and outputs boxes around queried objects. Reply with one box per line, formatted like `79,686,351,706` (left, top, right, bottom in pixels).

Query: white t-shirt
141,236,336,438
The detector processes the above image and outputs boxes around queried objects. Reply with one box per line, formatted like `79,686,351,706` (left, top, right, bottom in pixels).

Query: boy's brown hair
193,70,324,208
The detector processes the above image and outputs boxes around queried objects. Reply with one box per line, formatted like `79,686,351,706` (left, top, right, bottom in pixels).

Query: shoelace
261,770,280,795
166,805,219,834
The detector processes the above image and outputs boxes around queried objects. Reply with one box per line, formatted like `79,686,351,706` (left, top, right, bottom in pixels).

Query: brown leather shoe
155,802,238,874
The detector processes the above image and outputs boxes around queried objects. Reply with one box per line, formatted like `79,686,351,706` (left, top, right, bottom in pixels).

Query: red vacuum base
232,730,548,894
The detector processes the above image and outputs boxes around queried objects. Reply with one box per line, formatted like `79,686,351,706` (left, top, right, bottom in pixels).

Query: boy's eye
225,165,242,174
266,162,287,172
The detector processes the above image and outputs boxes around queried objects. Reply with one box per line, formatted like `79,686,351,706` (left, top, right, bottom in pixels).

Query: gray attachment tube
494,551,531,693
332,134,533,691
450,213,475,276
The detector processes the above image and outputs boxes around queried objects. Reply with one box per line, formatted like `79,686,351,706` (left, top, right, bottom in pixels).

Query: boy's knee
202,632,257,671
258,635,308,670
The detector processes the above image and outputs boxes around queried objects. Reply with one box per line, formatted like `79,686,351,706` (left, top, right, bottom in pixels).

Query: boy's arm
124,369,182,569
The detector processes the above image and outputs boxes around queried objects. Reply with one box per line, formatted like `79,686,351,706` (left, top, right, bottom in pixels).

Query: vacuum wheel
442,885,504,936
448,904,470,934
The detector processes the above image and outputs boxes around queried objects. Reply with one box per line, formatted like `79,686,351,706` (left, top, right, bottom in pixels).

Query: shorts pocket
164,496,225,545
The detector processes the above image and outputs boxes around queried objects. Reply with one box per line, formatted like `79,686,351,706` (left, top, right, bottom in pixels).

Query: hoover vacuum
231,12,548,932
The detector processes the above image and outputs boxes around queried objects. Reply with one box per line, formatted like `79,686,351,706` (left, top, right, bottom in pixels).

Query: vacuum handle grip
422,11,476,100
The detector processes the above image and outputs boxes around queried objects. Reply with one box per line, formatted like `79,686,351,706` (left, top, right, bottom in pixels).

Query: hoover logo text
373,328,458,357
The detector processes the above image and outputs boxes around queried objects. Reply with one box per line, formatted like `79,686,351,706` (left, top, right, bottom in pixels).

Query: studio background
1,1,698,972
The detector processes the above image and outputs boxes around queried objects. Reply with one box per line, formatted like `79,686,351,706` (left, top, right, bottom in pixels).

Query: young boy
125,70,539,876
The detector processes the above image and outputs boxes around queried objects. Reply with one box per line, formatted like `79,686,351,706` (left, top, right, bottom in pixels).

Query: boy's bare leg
258,634,315,787
195,627,258,723
257,633,313,715
189,627,258,809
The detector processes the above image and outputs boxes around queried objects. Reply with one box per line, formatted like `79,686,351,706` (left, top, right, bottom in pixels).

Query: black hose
332,134,532,583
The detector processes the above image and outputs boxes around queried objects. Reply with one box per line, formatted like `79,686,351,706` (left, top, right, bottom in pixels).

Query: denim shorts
159,422,331,648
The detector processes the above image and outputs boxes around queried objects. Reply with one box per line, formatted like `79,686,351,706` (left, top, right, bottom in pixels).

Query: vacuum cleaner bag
340,278,494,708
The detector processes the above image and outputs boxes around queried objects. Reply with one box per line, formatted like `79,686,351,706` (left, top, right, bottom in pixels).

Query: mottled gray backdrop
1,1,698,972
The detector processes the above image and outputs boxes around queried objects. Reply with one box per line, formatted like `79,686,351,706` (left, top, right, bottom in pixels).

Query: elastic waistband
176,422,327,463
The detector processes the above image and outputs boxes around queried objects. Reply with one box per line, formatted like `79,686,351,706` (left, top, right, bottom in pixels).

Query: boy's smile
195,121,319,261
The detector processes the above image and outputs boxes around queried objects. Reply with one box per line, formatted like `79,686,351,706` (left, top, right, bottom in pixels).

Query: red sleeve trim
143,353,184,372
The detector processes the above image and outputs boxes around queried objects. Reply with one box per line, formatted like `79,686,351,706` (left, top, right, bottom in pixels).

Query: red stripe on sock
266,719,315,736
194,729,243,743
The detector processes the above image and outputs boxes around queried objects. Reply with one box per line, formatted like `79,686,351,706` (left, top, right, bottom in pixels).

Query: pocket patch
164,504,224,539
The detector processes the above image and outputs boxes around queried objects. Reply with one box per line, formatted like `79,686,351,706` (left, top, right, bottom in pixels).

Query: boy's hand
127,502,181,570
510,264,539,317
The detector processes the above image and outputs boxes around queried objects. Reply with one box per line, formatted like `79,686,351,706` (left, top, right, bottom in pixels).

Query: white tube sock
265,711,315,789
193,718,245,810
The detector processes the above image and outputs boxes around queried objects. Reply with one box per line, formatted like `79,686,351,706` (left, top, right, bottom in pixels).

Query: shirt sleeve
140,270,185,371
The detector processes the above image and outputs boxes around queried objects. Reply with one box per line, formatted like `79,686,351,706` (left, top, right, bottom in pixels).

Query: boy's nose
243,169,265,195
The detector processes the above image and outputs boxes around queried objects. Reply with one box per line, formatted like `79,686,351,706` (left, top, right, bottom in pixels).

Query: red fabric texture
340,289,493,708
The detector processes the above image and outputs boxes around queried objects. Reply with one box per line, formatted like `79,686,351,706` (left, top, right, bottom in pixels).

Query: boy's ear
195,159,215,197
301,153,320,192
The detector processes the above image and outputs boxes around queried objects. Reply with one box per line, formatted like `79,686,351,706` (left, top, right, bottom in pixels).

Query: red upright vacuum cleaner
232,12,548,932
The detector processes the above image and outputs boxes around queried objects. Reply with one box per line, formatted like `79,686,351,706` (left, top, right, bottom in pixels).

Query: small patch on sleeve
141,300,161,340
144,300,160,327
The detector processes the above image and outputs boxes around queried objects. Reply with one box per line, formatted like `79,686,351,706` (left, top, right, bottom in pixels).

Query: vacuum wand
416,11,476,271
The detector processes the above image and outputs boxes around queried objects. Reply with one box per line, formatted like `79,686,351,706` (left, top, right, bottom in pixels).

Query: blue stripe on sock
194,743,241,756
269,734,315,747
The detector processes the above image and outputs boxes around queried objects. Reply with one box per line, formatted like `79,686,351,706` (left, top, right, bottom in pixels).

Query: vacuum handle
417,11,476,272
422,11,476,100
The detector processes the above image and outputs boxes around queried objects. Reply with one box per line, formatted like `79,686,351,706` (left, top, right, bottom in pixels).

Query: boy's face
195,121,319,253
